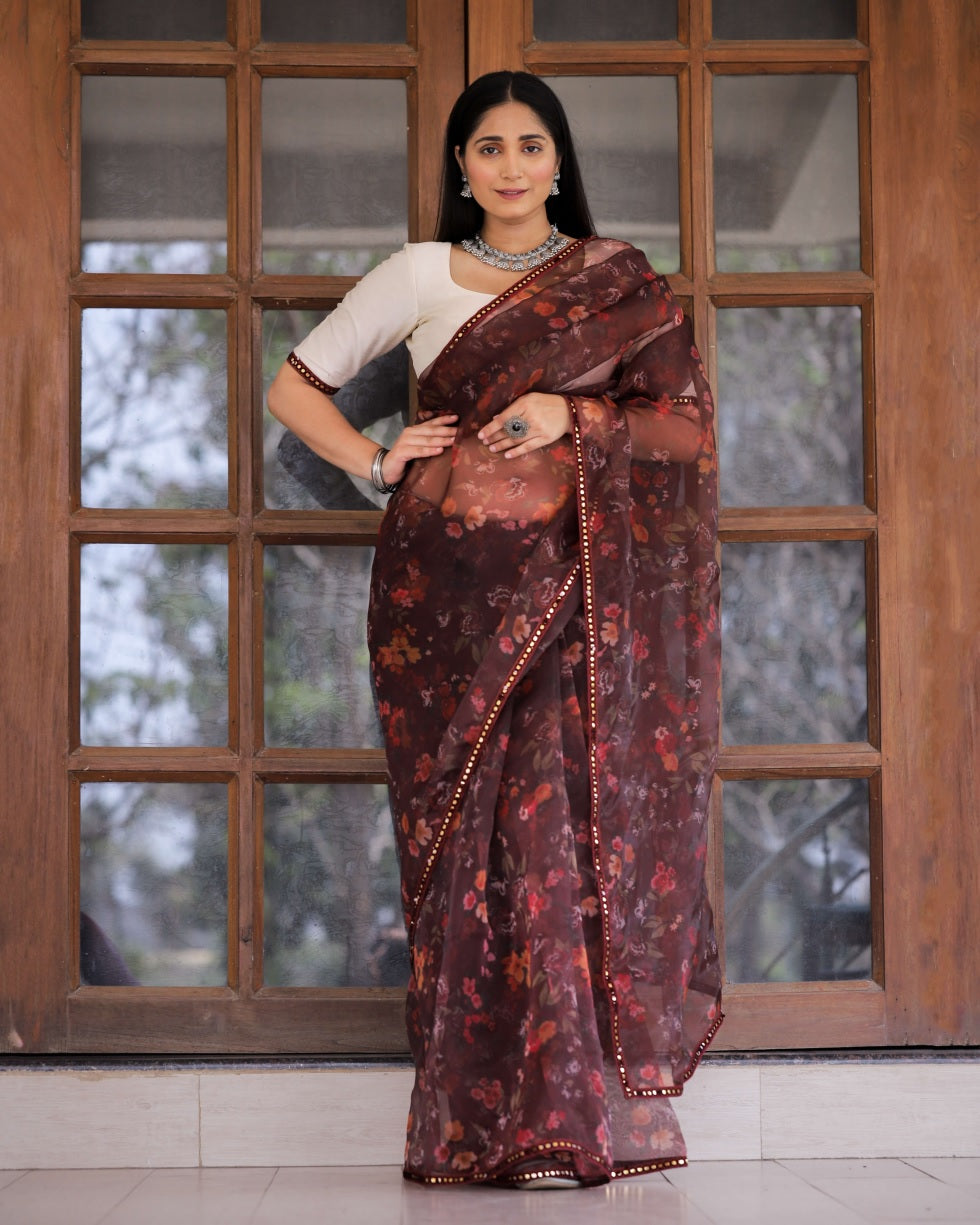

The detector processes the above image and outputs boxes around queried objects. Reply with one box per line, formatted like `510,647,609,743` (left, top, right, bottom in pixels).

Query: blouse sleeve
290,245,420,392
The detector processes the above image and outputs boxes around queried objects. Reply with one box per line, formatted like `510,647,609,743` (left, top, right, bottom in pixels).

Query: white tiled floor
0,1160,978,1225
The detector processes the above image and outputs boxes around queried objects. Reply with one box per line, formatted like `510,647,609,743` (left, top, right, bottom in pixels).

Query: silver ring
504,416,530,439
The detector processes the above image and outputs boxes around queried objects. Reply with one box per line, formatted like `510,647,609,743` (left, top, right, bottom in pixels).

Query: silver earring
460,172,473,199
550,170,560,197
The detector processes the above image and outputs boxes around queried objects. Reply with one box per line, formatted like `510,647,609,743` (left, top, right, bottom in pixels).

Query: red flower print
516,1129,535,1147
651,861,677,894
463,890,477,911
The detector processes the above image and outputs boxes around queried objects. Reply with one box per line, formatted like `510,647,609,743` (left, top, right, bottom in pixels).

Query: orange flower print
526,1020,557,1054
464,504,487,530
443,1120,464,1142
512,613,531,643
600,620,619,646
533,300,556,316
414,818,433,847
451,1151,477,1171
580,895,600,917
503,948,531,990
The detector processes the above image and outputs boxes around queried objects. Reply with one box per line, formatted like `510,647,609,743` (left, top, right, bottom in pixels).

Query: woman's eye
523,144,543,154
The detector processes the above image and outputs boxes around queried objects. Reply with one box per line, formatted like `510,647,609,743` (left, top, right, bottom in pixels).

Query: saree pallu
367,236,722,1185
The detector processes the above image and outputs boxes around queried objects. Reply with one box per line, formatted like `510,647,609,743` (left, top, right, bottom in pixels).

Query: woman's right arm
267,363,458,488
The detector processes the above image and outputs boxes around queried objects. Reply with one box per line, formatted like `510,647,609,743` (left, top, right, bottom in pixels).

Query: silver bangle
370,446,400,494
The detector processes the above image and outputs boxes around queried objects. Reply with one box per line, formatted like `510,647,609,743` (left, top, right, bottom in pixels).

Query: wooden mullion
705,43,869,64
718,744,881,777
255,510,385,539
708,272,874,297
68,752,240,776
255,749,389,780
252,276,355,305
468,0,523,77
69,513,239,537
71,51,236,70
856,61,874,277
71,278,238,301
251,48,417,71
525,45,689,70
719,507,876,539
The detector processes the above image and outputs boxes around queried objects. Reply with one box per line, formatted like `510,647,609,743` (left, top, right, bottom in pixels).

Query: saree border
568,395,724,1099
404,1137,687,1187
407,560,583,937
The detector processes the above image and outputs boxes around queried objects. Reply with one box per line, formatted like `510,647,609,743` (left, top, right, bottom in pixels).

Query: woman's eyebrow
474,132,547,142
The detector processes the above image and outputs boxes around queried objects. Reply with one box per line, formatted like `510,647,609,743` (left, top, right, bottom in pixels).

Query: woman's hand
382,414,459,485
477,393,572,458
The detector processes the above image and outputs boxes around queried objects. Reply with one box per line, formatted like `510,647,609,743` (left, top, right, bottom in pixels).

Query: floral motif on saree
367,236,722,1185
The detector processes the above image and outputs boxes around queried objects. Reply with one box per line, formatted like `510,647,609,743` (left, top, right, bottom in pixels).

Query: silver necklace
461,224,569,272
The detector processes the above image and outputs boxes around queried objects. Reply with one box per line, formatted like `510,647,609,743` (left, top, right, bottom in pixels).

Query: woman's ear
454,146,464,172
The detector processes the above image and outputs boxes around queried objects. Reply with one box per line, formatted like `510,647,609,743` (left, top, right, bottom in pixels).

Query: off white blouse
292,242,495,389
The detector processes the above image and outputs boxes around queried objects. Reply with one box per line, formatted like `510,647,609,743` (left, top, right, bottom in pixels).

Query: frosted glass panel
263,782,405,987
81,308,227,509
713,0,857,40
262,310,408,510
546,76,679,272
82,76,226,273
535,0,676,41
717,306,864,507
264,545,381,749
81,0,227,40
722,541,867,744
261,0,405,42
80,781,227,987
713,75,859,272
723,777,871,983
80,544,229,746
262,78,407,275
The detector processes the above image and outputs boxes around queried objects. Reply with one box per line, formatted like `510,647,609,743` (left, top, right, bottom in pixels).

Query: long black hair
433,72,595,242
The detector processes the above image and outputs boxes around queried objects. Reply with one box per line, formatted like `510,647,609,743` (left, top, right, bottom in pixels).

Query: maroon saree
367,236,722,1185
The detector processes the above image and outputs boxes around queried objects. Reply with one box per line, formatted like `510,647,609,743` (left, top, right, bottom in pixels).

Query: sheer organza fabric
366,237,722,1185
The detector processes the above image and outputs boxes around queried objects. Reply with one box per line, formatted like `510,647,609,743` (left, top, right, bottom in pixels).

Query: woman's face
456,101,560,228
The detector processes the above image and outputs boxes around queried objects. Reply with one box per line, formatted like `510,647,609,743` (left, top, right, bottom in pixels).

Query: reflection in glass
535,0,676,41
262,310,409,511
264,546,381,749
261,0,406,42
723,777,871,983
82,0,226,41
80,543,228,746
713,0,856,41
80,781,227,987
263,782,404,987
717,306,864,507
713,75,859,272
81,308,227,509
722,541,867,744
262,78,407,276
546,76,679,272
82,76,227,274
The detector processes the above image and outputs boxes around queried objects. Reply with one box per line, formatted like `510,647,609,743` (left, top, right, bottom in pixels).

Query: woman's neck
479,214,555,253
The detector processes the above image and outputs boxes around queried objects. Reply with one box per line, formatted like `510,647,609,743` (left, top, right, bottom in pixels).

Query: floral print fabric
366,237,722,1184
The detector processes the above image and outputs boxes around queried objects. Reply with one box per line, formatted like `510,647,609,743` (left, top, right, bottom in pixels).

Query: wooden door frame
1,0,976,1054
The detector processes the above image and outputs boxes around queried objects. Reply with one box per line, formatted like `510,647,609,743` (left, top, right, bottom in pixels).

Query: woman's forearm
267,362,381,481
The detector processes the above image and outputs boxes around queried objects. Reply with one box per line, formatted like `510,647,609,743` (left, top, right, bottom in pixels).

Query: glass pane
264,546,381,749
722,541,867,744
547,76,679,273
713,75,859,272
713,0,857,41
535,0,676,41
80,543,229,746
81,0,227,41
723,777,871,983
80,781,227,986
717,306,864,507
262,310,408,510
261,0,406,42
81,308,227,509
262,78,407,276
81,76,227,274
263,782,405,987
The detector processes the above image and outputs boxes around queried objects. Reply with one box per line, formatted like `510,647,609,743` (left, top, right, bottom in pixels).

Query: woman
268,71,722,1188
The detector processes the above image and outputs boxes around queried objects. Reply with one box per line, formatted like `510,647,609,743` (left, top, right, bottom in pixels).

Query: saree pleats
367,237,722,1184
